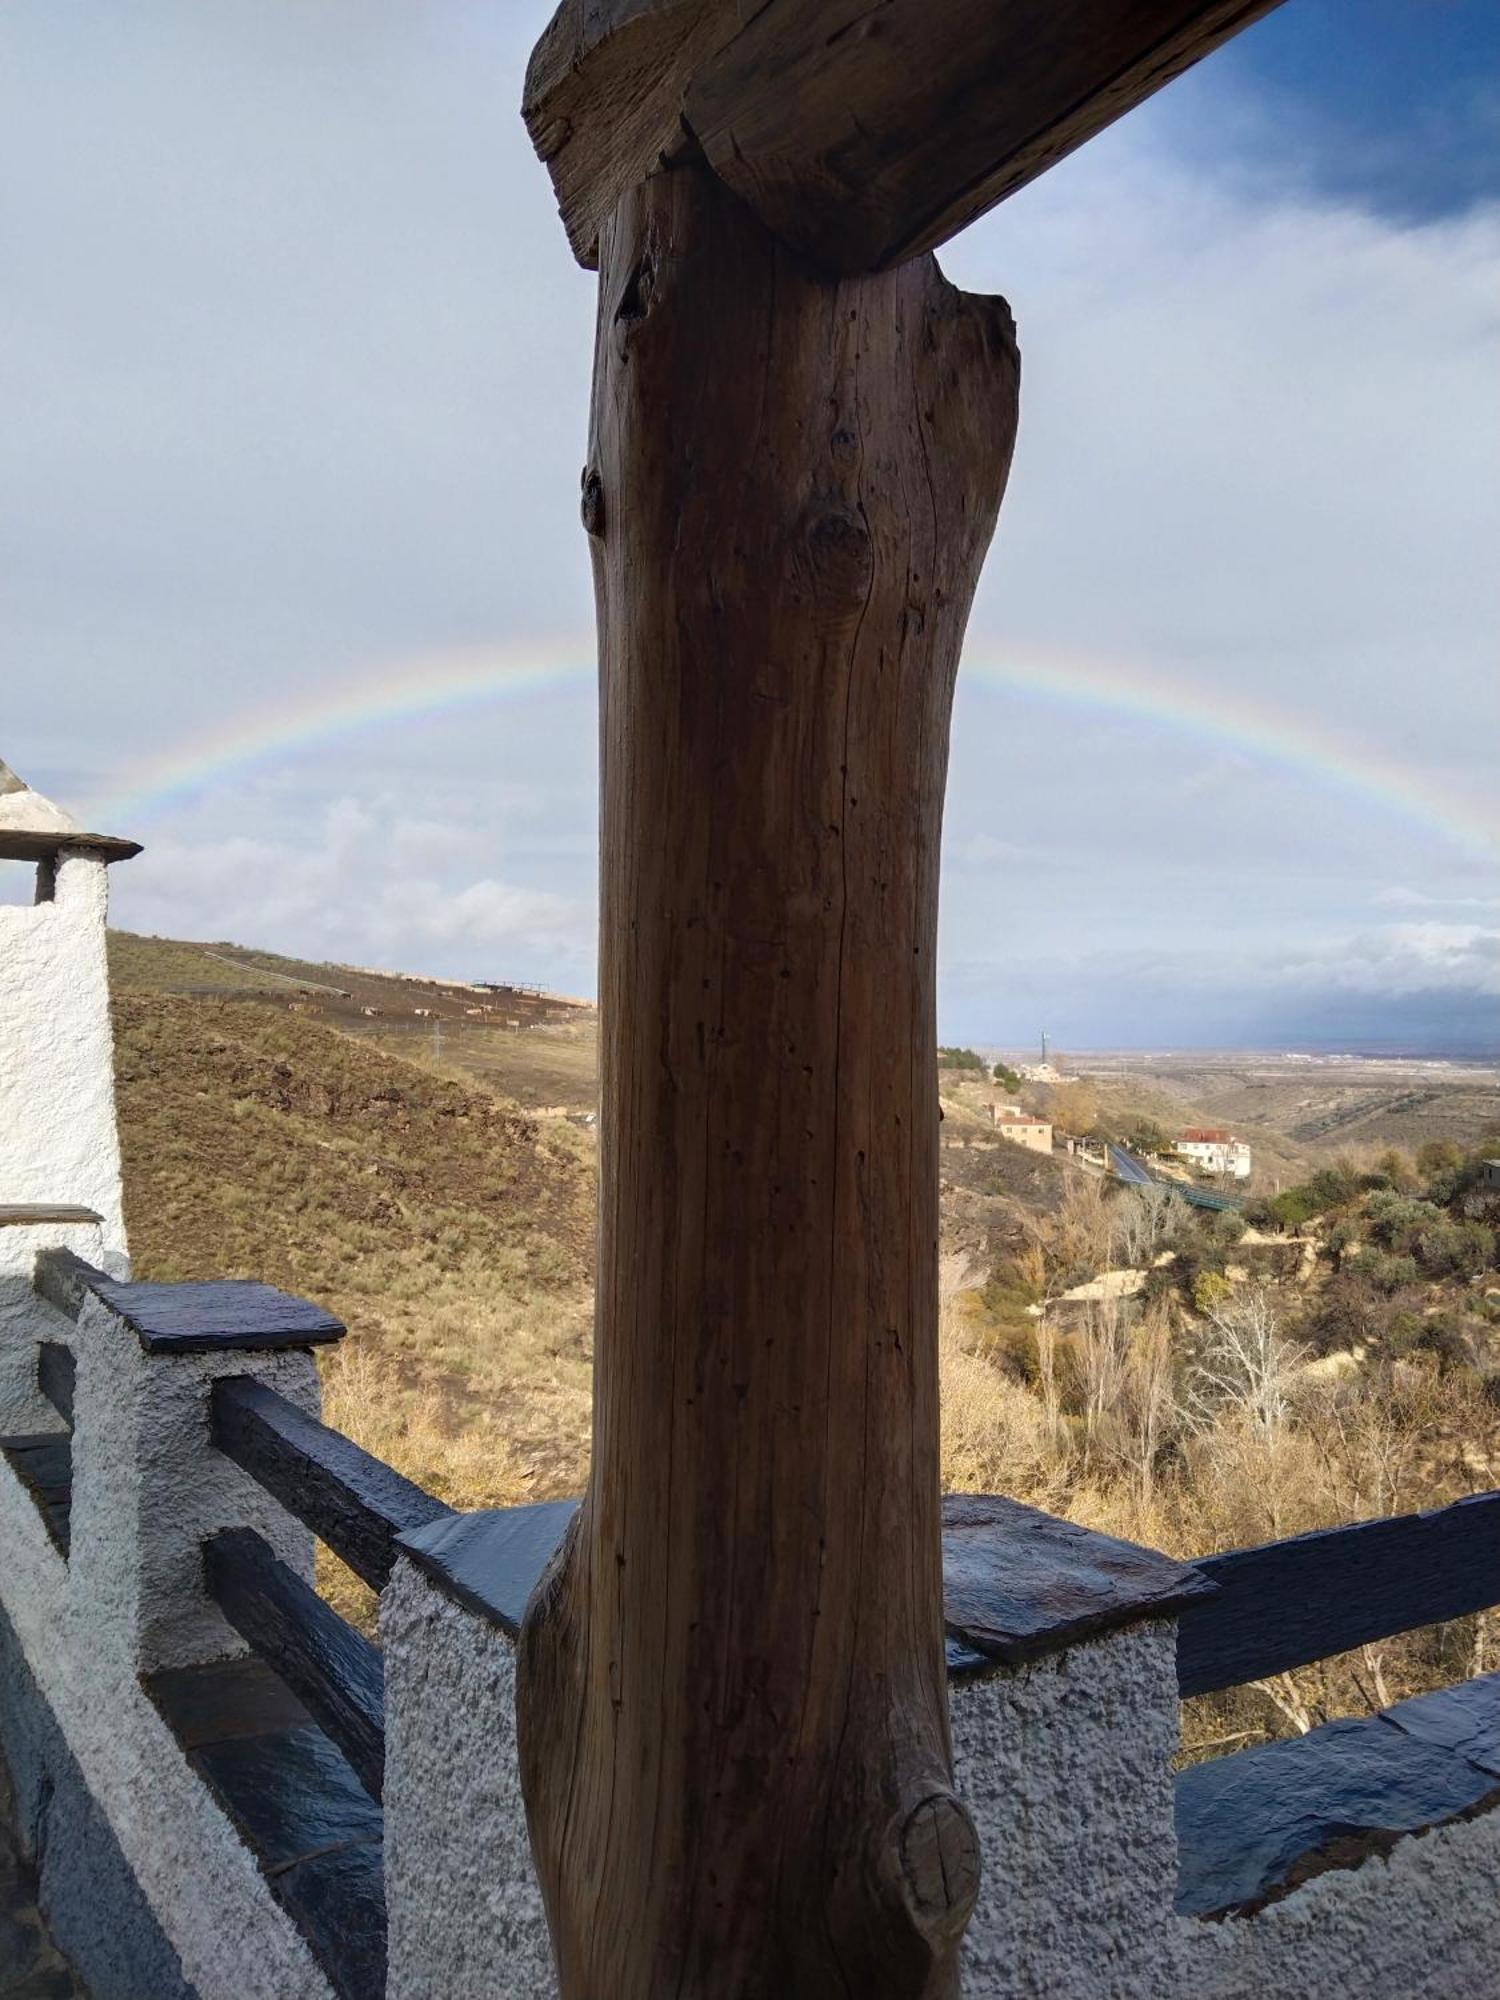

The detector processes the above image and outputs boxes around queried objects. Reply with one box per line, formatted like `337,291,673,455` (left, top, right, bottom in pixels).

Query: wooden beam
524,0,731,272
204,1528,386,1803
211,1376,453,1592
1177,1490,1500,1700
525,0,1287,274
515,156,1019,2000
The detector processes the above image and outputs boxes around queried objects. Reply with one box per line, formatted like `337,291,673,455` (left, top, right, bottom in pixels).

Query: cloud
1376,887,1500,915
940,922,1500,1052
3,5,1497,1050
112,799,592,983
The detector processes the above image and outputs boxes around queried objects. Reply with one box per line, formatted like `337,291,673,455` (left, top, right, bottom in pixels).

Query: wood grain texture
524,0,727,269
211,1376,452,1591
204,1527,386,1803
1177,1489,1500,1699
524,0,1286,273
516,156,1019,2000
687,0,1287,272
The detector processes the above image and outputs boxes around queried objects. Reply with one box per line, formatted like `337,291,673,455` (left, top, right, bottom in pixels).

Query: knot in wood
892,1789,981,1952
800,502,873,614
614,246,658,327
580,467,605,538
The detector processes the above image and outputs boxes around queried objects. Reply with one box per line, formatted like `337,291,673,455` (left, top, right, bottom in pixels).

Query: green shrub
1192,1270,1232,1314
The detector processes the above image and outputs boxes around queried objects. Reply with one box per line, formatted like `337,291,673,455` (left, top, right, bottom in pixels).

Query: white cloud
4,6,1497,1046
1376,886,1500,914
113,799,591,983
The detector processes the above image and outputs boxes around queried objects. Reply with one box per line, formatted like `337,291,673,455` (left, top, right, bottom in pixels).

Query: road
1107,1143,1154,1185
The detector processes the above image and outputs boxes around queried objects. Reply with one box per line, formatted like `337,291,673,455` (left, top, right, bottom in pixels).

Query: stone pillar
56,1262,344,1673
382,1504,575,1998
952,1622,1185,2000
938,1496,1213,2000
0,1255,350,1999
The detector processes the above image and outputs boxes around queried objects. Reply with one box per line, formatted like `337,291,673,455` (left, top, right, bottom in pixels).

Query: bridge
1107,1143,1246,1214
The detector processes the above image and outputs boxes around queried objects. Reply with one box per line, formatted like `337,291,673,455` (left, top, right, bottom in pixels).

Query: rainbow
85,634,1499,864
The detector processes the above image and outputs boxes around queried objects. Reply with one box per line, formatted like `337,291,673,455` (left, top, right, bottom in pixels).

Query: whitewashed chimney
0,756,140,1306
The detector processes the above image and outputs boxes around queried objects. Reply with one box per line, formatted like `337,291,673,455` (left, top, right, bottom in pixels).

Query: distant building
1017,1029,1074,1086
1173,1128,1251,1179
995,1112,1052,1154
991,1101,1023,1121
1482,1160,1500,1191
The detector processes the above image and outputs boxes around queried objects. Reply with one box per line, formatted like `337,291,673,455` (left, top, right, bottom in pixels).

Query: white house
1173,1128,1252,1179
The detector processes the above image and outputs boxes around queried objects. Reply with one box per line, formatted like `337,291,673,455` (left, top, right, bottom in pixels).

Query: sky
2,1,1497,1053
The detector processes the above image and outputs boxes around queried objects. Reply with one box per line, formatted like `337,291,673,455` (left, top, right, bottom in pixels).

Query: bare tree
1078,1293,1133,1458
1185,1287,1306,1441
1034,1312,1062,1448
1051,1174,1116,1285
1113,1184,1174,1269
1122,1305,1177,1506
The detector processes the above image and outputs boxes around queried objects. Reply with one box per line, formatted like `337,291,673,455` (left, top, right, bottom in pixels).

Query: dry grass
113,989,597,1501
110,940,1500,1749
940,1276,1500,1759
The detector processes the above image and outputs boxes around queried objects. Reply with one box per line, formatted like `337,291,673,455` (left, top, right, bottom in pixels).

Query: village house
994,1112,1053,1154
1173,1128,1252,1179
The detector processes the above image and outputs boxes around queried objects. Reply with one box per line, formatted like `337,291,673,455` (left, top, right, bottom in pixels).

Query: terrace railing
4,1242,1500,1999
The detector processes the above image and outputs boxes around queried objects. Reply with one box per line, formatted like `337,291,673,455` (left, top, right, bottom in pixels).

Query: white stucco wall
0,852,128,1258
1184,1785,1500,2000
0,1278,336,2000
953,1623,1183,2000
381,1556,559,2000
952,1619,1500,2000
66,1289,320,1675
0,1217,116,1434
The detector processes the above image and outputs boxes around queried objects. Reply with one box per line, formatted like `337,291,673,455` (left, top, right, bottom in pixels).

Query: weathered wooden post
516,4,1285,1994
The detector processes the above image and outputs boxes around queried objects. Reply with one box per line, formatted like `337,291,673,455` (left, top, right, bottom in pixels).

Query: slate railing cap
397,1491,1214,1669
944,1493,1215,1679
397,1500,581,1636
90,1275,346,1355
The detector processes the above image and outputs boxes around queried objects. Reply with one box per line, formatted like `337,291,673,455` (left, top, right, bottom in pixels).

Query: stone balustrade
4,1243,1500,1999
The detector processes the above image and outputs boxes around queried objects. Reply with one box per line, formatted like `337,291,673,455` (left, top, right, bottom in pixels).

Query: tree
1123,1117,1172,1157
1192,1269,1233,1315
1185,1288,1306,1441
1417,1138,1464,1183
1049,1080,1099,1135
514,140,1020,2000
991,1060,1022,1091
1113,1184,1173,1269
937,1045,986,1072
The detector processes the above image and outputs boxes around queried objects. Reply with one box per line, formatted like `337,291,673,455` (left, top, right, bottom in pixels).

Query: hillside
1080,1051,1500,1171
106,934,1500,1749
111,947,598,1517
110,930,598,1112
